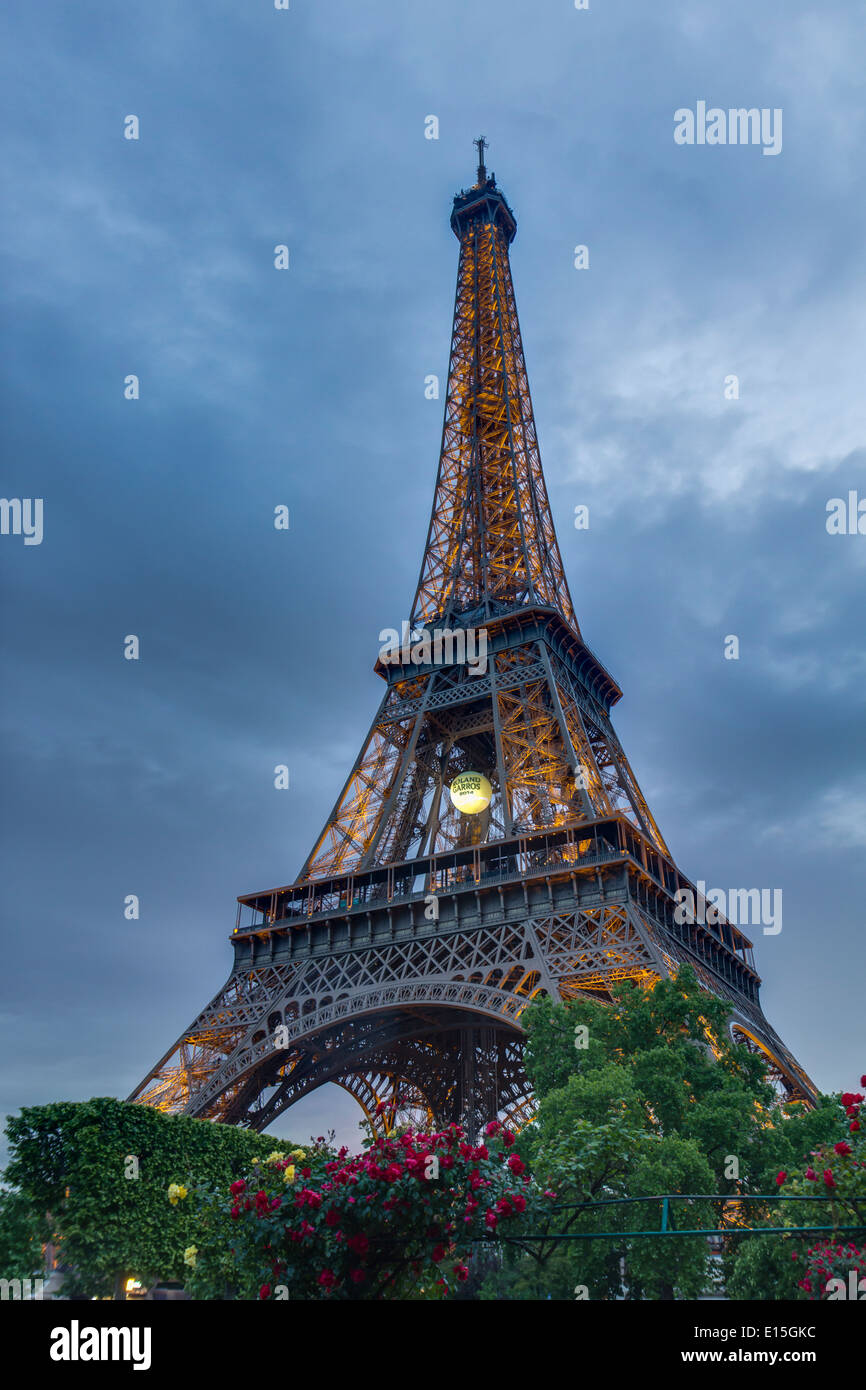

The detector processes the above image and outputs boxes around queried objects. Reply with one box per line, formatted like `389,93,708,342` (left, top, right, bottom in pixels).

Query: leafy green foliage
480,967,855,1299
723,1233,803,1301
3,1098,302,1297
0,1187,50,1281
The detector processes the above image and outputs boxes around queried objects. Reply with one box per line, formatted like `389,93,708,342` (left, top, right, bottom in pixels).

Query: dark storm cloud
1,0,864,1158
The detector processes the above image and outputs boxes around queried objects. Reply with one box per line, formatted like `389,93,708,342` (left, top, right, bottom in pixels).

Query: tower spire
474,134,488,185
413,158,576,632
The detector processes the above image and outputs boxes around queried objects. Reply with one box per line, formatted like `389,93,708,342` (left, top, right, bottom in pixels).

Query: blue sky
1,1,864,1157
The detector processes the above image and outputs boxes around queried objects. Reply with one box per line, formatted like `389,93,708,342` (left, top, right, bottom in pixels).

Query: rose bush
776,1077,866,1301
796,1240,866,1300
184,1122,554,1300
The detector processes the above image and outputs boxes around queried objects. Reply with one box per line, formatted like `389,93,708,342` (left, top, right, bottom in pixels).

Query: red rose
805,1168,817,1181
347,1233,369,1256
350,1268,366,1284
259,1284,271,1300
431,1245,446,1263
851,1121,861,1133
325,1208,340,1228
860,1076,866,1088
776,1171,787,1186
454,1264,469,1282
502,1130,515,1147
834,1141,852,1157
511,1193,526,1212
823,1169,835,1188
230,1179,246,1195
230,1206,240,1220
507,1153,526,1175
485,1121,501,1138
485,1210,498,1231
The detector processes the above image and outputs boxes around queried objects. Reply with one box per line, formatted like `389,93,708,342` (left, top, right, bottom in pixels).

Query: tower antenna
474,135,488,184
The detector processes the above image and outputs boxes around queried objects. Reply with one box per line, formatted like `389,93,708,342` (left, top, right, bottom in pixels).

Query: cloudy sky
1,1,864,1159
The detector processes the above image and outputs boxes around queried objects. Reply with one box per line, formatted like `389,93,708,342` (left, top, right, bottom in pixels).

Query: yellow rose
266,1151,286,1164
183,1246,197,1268
282,1164,296,1185
167,1182,187,1206
289,1149,306,1161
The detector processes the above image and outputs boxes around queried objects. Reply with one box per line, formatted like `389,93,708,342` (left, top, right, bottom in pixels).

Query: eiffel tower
130,142,814,1137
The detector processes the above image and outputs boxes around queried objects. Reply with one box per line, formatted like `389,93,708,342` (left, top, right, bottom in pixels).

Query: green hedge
3,1097,301,1297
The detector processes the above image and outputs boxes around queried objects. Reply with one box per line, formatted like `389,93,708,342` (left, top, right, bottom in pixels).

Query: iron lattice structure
130,147,815,1137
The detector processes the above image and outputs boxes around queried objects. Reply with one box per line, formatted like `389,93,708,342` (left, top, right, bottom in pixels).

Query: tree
480,967,847,1300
